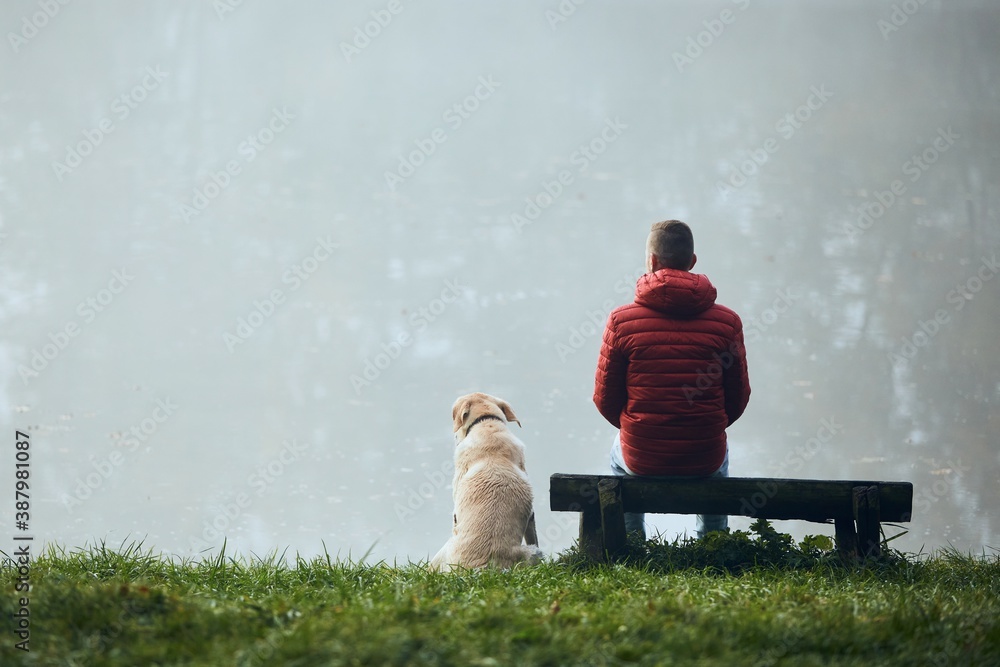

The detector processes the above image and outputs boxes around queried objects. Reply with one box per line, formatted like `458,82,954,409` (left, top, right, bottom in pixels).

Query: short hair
647,220,694,269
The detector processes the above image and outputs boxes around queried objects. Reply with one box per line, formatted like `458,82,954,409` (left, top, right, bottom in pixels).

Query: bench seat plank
550,474,913,523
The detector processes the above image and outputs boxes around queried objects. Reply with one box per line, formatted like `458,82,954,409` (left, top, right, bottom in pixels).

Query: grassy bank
1,530,998,666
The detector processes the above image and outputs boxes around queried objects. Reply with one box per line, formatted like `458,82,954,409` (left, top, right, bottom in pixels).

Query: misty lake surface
1,0,998,563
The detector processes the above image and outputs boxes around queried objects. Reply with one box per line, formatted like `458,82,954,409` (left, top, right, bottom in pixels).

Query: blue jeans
609,433,729,540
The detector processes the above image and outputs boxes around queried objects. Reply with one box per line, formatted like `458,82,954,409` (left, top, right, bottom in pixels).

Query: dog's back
451,425,534,567
430,394,543,571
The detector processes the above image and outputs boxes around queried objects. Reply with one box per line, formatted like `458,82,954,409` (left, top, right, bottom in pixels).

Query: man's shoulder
699,302,744,337
609,301,642,315
610,300,742,321
707,302,743,324
607,300,744,342
607,301,646,323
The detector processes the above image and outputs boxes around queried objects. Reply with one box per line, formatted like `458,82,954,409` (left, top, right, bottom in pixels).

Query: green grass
1,530,998,666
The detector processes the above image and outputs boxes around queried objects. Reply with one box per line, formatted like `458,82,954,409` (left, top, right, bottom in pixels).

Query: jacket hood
634,268,717,316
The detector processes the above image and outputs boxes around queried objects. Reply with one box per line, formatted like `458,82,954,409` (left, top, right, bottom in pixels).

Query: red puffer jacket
593,268,750,475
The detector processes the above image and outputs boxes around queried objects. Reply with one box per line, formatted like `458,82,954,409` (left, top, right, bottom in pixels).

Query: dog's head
451,392,520,442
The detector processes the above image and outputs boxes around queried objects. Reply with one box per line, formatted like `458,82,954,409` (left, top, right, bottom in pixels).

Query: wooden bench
550,474,913,562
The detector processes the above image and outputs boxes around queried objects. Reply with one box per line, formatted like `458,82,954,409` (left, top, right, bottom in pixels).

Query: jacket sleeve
722,315,751,425
593,311,628,429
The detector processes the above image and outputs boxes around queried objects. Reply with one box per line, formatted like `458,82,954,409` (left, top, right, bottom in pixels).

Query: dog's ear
496,398,521,427
452,397,472,434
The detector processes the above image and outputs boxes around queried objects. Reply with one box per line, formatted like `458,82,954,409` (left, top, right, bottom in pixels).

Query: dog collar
466,414,504,433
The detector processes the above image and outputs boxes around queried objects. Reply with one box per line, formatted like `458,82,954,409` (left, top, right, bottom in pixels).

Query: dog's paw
524,545,544,565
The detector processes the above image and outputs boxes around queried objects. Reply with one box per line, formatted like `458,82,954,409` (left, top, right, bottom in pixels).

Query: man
593,220,750,539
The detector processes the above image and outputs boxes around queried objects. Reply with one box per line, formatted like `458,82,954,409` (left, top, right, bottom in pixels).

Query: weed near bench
558,518,853,574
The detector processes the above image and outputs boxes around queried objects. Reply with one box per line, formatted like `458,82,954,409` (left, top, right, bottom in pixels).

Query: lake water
1,0,997,563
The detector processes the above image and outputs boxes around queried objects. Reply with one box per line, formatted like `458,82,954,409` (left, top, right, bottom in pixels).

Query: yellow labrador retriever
429,392,542,570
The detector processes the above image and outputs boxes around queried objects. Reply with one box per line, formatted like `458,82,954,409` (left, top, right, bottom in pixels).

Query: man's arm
593,312,628,428
722,317,751,425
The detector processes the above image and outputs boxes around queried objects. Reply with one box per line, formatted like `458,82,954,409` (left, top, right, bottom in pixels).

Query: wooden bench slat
550,474,913,523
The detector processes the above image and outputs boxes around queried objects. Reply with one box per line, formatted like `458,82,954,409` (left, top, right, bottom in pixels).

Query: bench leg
579,506,604,563
598,478,627,561
834,517,858,562
577,479,628,563
853,485,882,559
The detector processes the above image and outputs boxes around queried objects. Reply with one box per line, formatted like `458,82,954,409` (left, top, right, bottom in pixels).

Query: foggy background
1,0,997,563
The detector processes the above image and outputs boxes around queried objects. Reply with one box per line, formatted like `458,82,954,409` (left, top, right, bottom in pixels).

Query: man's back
594,267,750,476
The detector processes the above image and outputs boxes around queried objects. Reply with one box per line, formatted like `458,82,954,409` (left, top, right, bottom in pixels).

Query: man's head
646,220,696,273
